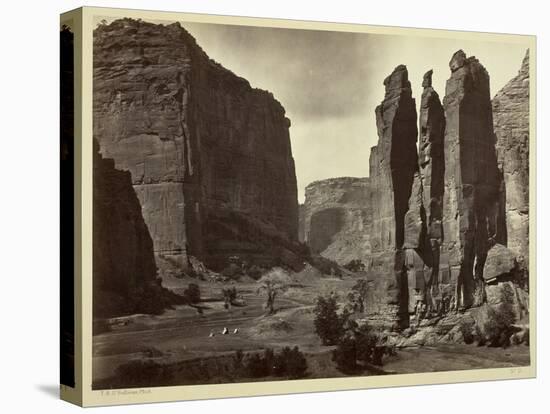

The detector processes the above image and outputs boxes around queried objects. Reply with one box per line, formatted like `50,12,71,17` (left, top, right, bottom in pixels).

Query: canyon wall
302,177,372,265
93,19,300,272
93,140,158,317
492,50,530,269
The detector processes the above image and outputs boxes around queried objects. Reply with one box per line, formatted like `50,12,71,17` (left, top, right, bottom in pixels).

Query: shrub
114,359,174,387
350,279,369,313
222,286,238,306
274,346,308,379
332,323,387,373
344,259,366,272
332,335,358,374
314,295,341,345
310,255,342,277
221,263,243,280
183,283,201,304
240,347,307,379
354,324,380,364
247,265,263,280
245,353,269,378
313,294,347,345
483,303,516,347
233,349,245,375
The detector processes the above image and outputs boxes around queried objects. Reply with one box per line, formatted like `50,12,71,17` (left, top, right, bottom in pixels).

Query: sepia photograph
82,12,532,392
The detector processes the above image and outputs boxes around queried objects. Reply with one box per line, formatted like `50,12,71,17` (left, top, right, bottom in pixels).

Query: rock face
298,204,306,243
93,140,158,317
414,70,446,312
493,50,530,268
441,50,501,309
483,243,518,283
367,65,418,329
93,19,300,271
302,177,372,265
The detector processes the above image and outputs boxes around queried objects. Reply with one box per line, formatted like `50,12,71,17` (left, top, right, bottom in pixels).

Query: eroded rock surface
302,177,372,265
93,18,300,271
93,140,158,317
493,50,530,268
367,65,418,329
441,50,501,309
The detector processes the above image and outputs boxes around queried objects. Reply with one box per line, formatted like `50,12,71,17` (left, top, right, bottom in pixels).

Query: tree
183,283,201,304
257,268,291,314
313,294,347,345
222,286,237,308
351,279,369,313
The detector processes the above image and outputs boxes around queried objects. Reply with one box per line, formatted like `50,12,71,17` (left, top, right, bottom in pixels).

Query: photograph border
60,6,536,407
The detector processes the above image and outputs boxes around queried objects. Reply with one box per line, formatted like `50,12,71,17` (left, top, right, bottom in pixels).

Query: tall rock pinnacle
368,64,418,328
442,50,501,309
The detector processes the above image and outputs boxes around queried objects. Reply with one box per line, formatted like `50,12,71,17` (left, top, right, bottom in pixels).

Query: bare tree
257,268,291,315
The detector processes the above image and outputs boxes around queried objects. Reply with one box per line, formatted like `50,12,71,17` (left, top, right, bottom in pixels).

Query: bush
247,265,263,280
245,353,269,378
332,335,358,374
355,324,381,364
310,256,342,277
274,346,308,379
222,286,238,307
314,294,348,345
344,259,366,272
238,347,307,379
183,283,201,304
114,359,173,387
332,323,387,373
221,263,243,280
483,303,516,347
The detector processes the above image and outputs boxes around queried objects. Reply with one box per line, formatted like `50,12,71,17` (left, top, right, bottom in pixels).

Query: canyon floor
92,268,529,388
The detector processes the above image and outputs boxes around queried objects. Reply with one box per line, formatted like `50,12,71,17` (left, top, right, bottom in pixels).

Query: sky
96,17,528,203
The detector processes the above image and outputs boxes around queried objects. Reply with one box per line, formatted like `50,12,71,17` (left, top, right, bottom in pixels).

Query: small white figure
233,328,239,334
222,327,228,335
209,331,215,337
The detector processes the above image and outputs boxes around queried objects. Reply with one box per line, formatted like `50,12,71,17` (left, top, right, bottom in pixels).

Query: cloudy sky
97,17,528,203
181,22,527,202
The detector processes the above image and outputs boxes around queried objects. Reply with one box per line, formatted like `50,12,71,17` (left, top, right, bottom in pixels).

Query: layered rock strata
93,19,300,271
302,177,372,265
441,50,501,309
366,65,418,329
493,50,530,269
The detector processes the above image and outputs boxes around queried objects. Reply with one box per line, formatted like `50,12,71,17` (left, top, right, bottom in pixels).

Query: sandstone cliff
93,19,300,272
366,65,419,329
302,177,372,265
300,51,529,333
493,50,530,269
441,50,501,309
93,140,160,318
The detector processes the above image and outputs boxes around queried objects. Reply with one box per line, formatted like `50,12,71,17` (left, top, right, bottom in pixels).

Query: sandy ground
93,272,529,384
